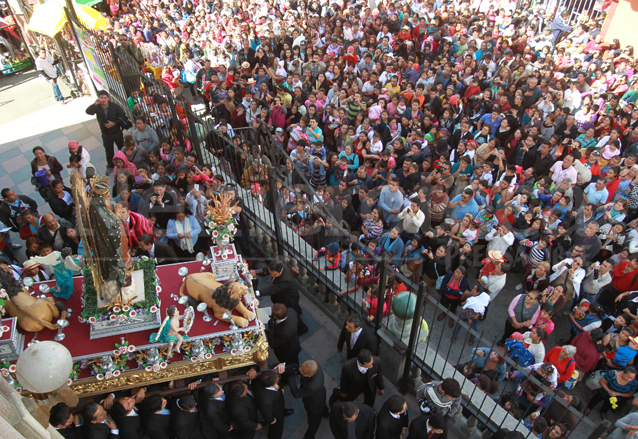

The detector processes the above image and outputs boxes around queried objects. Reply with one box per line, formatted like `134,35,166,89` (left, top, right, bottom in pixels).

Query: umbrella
74,0,103,6
27,0,107,37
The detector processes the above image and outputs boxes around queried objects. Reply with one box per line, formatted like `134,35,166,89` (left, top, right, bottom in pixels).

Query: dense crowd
17,0,638,438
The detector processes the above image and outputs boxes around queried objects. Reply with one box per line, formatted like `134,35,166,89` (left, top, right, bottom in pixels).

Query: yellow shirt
385,83,401,96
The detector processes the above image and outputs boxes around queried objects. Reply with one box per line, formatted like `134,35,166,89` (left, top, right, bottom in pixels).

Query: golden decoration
206,193,239,225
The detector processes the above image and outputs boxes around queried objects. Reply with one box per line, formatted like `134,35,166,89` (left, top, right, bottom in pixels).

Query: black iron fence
198,121,600,438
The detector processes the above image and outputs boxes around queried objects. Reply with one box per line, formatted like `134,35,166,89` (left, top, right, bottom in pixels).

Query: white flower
67,379,72,386
122,306,130,312
223,234,229,239
15,388,21,393
128,345,136,352
1,369,8,377
213,231,219,237
208,222,215,229
160,362,167,369
198,354,205,361
96,374,104,381
105,371,113,379
109,315,116,320
156,286,162,293
113,307,121,313
129,311,137,317
153,364,161,372
228,224,236,232
244,346,251,352
145,366,153,372
191,357,198,362
118,315,127,322
9,365,16,373
113,350,120,356
150,306,158,313
231,349,237,355
88,317,97,323
0,288,6,298
113,370,121,377
205,353,212,359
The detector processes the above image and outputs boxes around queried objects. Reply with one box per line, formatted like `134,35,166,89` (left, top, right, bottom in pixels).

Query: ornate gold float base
65,337,268,398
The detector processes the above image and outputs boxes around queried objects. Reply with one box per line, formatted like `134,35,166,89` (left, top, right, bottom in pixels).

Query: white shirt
485,229,515,254
550,258,586,298
35,54,57,79
350,327,362,348
356,362,368,374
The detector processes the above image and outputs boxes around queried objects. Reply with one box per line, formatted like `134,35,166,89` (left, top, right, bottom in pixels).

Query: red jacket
123,211,152,247
611,260,638,292
544,346,576,383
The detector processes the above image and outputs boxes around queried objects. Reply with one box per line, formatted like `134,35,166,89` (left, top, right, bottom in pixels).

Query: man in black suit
407,413,448,439
337,314,378,360
268,303,301,365
142,180,178,228
198,383,231,439
170,394,205,439
253,371,289,439
329,401,374,439
252,260,308,334
82,402,119,439
86,90,128,173
376,395,409,439
109,389,149,439
50,403,83,439
227,381,262,439
278,360,327,439
138,234,178,265
336,349,385,408
140,395,174,439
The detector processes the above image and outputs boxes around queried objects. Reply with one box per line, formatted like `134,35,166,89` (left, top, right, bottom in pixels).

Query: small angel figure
30,248,83,300
149,305,189,358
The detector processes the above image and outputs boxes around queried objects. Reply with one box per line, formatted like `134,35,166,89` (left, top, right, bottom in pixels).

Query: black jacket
288,364,327,412
336,322,378,360
376,399,409,439
169,398,205,439
329,401,375,439
267,308,301,365
46,187,75,222
0,195,38,232
83,423,118,439
407,414,448,439
340,356,385,398
36,219,76,252
197,392,231,439
259,265,301,314
253,380,286,425
86,102,127,135
228,393,259,435
141,410,174,439
56,426,84,439
141,241,178,265
114,412,149,439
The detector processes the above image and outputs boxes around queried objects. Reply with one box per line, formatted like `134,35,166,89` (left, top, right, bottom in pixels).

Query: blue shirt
378,186,404,224
166,215,202,248
584,184,609,206
450,194,479,220
479,114,503,135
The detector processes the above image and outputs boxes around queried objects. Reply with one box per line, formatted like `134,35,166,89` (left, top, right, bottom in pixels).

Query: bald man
36,214,75,252
276,360,327,439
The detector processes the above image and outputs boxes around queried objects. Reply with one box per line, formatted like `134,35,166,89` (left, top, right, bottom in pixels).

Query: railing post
375,253,390,335
267,164,284,257
400,281,426,394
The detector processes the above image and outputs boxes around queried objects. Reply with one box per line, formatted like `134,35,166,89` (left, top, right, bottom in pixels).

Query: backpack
505,338,535,367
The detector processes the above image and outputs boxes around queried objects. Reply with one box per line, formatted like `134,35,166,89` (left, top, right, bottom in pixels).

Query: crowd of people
14,0,638,437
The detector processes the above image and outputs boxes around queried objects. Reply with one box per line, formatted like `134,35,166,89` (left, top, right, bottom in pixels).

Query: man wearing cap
115,34,144,96
571,328,605,374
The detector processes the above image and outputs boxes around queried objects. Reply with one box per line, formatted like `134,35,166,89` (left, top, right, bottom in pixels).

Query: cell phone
194,184,200,191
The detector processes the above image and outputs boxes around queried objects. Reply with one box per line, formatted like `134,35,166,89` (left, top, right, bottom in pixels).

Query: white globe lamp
16,341,73,393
